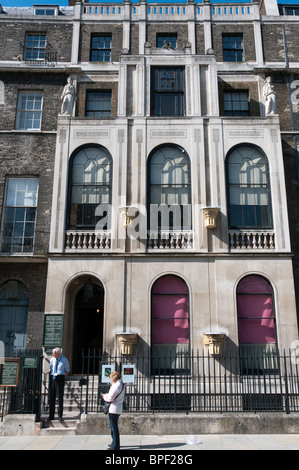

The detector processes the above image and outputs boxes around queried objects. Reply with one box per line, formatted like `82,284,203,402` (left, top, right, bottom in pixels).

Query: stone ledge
76,413,299,435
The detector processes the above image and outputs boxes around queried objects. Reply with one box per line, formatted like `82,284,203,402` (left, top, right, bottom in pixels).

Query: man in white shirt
48,347,70,421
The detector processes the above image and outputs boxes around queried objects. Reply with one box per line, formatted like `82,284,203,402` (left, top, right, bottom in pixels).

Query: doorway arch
64,275,104,373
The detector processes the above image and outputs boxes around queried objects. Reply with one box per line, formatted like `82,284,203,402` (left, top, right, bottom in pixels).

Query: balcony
228,230,275,251
147,231,193,250
65,230,111,251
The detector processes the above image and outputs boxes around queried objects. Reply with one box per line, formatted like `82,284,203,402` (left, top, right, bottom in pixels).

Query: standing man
48,347,70,421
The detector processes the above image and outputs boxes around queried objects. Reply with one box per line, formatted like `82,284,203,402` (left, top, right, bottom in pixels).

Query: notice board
0,358,20,387
43,314,64,349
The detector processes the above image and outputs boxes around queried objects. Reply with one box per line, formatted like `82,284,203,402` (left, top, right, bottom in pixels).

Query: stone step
39,418,79,436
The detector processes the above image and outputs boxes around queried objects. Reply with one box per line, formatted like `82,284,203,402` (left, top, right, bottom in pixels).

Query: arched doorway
0,280,29,356
72,278,104,373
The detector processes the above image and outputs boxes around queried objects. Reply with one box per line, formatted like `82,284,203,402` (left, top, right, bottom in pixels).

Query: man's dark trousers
49,375,65,419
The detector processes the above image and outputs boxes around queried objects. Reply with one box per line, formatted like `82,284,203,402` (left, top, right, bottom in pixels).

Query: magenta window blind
237,275,276,344
152,275,189,344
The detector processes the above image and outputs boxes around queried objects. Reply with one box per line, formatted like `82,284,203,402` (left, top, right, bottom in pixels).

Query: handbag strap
114,382,125,400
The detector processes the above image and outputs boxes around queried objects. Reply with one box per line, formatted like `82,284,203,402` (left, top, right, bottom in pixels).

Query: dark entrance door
72,282,104,373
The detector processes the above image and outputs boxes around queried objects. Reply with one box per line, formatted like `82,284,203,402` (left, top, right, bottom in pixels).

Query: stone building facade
0,0,299,375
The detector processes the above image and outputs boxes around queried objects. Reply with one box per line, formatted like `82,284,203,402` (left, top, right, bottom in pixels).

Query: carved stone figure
263,76,277,115
60,77,76,115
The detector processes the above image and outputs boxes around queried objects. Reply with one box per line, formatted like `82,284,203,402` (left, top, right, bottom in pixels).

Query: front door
72,282,104,373
0,281,29,357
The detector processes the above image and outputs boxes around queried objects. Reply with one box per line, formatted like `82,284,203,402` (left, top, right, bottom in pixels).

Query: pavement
0,433,299,451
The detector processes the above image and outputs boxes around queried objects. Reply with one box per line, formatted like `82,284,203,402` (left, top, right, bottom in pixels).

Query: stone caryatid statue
263,76,277,116
60,77,76,116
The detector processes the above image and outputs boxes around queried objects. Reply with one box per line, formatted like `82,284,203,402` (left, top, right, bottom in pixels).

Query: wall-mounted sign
22,356,38,369
101,364,115,383
0,358,20,387
43,314,64,348
122,364,135,383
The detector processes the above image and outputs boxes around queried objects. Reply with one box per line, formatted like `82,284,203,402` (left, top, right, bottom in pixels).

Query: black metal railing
0,350,43,422
78,348,299,415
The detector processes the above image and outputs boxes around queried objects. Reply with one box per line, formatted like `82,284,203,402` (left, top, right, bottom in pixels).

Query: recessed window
151,275,190,374
224,91,249,116
222,34,243,62
151,67,185,117
237,275,278,373
148,145,192,232
68,146,112,229
16,91,43,130
24,33,47,61
156,33,177,49
85,91,111,117
90,34,112,62
227,145,272,229
34,7,58,16
1,178,39,254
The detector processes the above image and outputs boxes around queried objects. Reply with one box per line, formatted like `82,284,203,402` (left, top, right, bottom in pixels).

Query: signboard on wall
0,358,20,387
43,314,64,349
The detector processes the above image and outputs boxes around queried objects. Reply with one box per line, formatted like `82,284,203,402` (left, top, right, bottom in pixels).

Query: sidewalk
0,433,299,450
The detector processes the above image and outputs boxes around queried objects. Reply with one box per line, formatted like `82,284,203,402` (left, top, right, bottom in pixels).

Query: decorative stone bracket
204,332,226,355
120,206,139,229
117,333,138,355
202,207,220,229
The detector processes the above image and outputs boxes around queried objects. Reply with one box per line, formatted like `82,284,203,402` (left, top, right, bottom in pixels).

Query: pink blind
237,275,276,344
152,275,189,344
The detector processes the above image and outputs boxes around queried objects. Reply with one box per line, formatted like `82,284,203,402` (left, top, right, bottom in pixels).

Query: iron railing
79,349,299,415
0,350,43,422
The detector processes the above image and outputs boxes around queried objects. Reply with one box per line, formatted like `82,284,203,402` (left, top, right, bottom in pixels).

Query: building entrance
72,280,104,373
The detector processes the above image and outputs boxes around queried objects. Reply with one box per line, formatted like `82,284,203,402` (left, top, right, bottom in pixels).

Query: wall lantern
202,207,220,229
116,332,138,355
120,206,139,229
204,332,226,355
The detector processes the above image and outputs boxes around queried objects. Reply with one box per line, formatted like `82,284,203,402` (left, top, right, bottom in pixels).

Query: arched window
0,280,29,356
151,275,190,373
148,145,191,232
68,145,112,230
227,145,272,229
237,275,277,372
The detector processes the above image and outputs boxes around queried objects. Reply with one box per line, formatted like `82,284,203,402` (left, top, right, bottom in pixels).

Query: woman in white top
101,371,126,450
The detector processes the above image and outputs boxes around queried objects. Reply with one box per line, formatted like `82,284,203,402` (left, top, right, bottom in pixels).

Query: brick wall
79,23,123,63
0,72,67,131
218,80,261,117
0,21,73,63
212,24,256,62
146,23,189,49
76,81,119,117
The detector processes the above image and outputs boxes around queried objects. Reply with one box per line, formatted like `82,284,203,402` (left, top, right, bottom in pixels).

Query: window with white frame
24,34,47,61
1,178,39,254
16,91,43,130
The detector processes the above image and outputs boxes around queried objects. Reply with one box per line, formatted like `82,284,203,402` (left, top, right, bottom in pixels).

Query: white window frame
16,91,43,131
1,177,39,255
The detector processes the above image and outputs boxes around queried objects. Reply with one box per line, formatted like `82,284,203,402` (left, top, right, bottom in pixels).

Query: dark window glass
223,34,243,62
224,91,249,116
156,34,177,49
151,67,185,116
90,35,111,62
227,146,272,229
85,91,111,117
69,146,112,229
1,178,39,254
